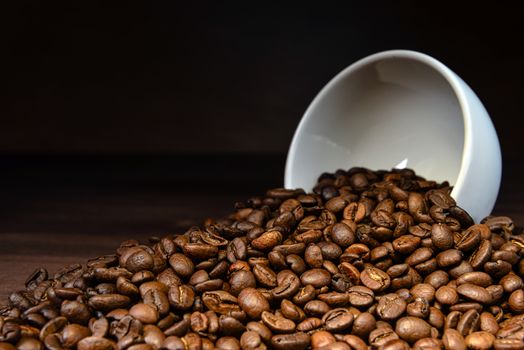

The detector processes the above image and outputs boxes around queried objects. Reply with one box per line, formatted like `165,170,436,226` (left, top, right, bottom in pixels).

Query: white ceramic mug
285,50,501,223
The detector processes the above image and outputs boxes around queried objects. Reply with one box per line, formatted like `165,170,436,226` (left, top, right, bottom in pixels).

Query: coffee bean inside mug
0,167,522,350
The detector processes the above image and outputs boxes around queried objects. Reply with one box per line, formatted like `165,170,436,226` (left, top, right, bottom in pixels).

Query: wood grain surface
1,155,522,302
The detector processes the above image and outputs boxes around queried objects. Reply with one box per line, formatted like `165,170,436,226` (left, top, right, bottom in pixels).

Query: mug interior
286,54,465,190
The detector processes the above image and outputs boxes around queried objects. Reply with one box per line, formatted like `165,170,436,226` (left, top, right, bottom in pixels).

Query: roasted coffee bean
360,265,390,291
88,294,130,312
500,273,524,293
17,337,44,350
424,270,449,289
296,317,323,332
215,336,241,350
271,270,301,300
369,326,400,349
168,285,195,311
304,244,323,268
442,329,466,350
377,293,407,320
435,286,459,305
448,260,474,279
261,311,295,333
395,316,432,344
129,303,159,324
456,271,492,288
143,289,170,316
329,223,355,248
347,286,374,307
303,300,330,318
311,331,336,350
431,224,454,250
493,338,524,350
237,288,269,320
77,336,117,350
321,308,353,331
406,297,430,318
60,300,91,325
280,300,306,323
479,312,499,334
457,309,480,336
299,269,330,288
464,331,495,350
270,332,310,350
229,270,256,296
456,284,492,304
292,285,316,306
168,254,194,278
61,324,91,348
508,289,524,313
252,231,283,251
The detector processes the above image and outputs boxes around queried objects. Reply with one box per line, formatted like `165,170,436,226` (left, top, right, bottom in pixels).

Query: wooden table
1,155,522,301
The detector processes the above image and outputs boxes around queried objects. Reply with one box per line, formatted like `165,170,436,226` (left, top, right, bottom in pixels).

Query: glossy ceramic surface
285,50,501,223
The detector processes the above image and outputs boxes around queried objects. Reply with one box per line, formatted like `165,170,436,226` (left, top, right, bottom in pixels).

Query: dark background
2,2,523,156
0,2,523,298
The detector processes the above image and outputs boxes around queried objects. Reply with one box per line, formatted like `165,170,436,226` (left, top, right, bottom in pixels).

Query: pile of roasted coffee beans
1,167,523,350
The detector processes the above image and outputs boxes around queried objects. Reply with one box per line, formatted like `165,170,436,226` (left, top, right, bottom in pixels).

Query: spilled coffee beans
1,167,523,350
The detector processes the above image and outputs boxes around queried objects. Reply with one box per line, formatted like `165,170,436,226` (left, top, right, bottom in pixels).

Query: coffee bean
310,331,336,350
77,336,116,350
442,329,466,350
456,284,492,304
347,286,374,307
215,336,241,350
125,249,154,273
168,254,194,278
168,285,195,311
239,331,263,350
330,223,355,247
299,269,330,288
351,312,376,338
431,224,454,250
296,317,323,332
377,293,407,320
271,270,300,300
303,300,330,318
424,270,449,289
457,309,480,336
292,285,316,306
395,316,432,344
321,308,353,331
129,303,159,324
252,231,283,251
261,311,295,334
465,331,495,350
494,338,524,350
270,332,310,350
88,294,130,312
369,327,399,349
201,291,240,315
479,312,499,334
435,286,459,305
17,337,44,350
229,270,256,296
142,325,164,349
280,300,305,323
360,265,390,291
61,324,91,348
304,244,323,268
237,288,269,320
436,249,463,268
